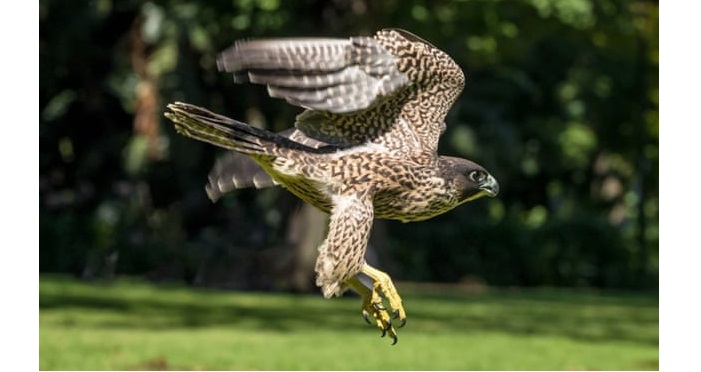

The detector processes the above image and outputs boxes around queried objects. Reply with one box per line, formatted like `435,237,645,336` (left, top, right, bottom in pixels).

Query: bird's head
439,156,499,204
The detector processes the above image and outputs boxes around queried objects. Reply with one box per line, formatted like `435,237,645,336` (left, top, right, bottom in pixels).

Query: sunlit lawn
39,275,658,370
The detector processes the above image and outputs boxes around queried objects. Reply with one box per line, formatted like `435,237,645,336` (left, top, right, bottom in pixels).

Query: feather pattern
217,36,410,114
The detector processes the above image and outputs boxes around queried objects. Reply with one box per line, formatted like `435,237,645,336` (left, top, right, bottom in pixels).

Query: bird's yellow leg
361,264,407,327
346,276,398,344
346,264,407,345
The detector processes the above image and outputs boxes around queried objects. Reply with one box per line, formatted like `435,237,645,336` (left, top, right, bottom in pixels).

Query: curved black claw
381,327,399,345
362,311,372,325
360,297,401,345
398,317,407,328
381,318,392,333
391,309,407,328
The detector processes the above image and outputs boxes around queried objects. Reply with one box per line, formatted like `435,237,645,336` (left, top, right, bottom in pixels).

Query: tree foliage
39,0,658,289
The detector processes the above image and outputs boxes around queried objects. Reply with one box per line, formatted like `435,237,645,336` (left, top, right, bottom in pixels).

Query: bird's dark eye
469,170,486,183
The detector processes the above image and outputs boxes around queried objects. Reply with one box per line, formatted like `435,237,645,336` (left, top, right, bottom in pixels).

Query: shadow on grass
40,276,363,332
39,275,658,347
401,283,658,346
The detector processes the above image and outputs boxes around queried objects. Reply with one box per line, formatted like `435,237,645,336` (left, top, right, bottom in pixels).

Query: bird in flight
165,28,499,344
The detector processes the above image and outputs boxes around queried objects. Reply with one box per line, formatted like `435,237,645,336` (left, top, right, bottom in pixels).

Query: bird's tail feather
165,102,342,156
165,102,285,156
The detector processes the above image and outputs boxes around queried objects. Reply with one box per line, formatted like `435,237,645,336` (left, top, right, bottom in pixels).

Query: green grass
39,275,658,370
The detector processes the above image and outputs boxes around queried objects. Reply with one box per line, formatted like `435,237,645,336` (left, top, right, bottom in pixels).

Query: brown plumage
165,28,499,344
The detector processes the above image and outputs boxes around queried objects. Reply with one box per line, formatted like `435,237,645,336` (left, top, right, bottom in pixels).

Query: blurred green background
39,0,658,369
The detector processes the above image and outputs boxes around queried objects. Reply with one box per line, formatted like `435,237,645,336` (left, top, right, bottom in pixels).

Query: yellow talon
364,264,407,326
346,264,406,345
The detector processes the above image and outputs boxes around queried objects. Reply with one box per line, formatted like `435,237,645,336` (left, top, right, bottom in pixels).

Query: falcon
165,28,499,344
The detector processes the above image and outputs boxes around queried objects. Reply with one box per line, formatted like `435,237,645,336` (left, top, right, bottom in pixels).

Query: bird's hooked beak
479,174,499,197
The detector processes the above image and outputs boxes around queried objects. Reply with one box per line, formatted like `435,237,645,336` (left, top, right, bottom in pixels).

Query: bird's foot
348,265,407,345
361,284,398,343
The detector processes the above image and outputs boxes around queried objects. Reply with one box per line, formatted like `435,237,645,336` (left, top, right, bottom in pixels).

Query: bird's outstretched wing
205,152,277,201
217,35,410,114
217,28,466,154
